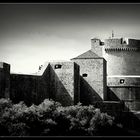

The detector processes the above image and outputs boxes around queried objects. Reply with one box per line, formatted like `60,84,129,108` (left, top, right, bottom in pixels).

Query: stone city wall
49,62,80,106
72,58,107,105
10,62,80,106
0,62,10,99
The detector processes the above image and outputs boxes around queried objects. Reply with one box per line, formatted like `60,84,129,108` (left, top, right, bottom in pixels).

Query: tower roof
71,50,102,60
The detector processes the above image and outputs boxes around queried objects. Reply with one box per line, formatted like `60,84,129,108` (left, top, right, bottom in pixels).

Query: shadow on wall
107,87,120,101
10,75,39,106
49,65,73,106
10,65,51,106
36,64,50,105
10,63,75,107
80,76,102,105
102,87,140,135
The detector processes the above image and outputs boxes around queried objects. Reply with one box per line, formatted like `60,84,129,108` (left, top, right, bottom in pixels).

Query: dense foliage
0,98,123,136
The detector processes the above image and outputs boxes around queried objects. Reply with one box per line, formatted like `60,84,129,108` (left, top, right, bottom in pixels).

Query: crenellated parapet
105,47,140,52
104,38,140,52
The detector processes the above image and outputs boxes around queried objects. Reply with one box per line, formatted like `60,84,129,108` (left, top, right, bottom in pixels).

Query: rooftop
71,50,102,60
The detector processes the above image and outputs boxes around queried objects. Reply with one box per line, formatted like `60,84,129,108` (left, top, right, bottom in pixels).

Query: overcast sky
0,3,140,74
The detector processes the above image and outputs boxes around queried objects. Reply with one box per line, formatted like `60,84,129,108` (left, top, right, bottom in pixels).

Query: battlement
104,38,140,52
91,37,140,53
129,39,140,46
105,38,124,46
105,47,140,52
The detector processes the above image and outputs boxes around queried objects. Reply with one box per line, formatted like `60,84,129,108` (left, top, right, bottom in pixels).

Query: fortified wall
0,62,10,99
0,36,140,114
0,61,80,106
1,36,140,131
71,52,107,104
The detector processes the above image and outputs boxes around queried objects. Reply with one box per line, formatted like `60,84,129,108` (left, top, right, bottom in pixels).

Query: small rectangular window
120,79,125,84
55,64,62,69
82,73,88,77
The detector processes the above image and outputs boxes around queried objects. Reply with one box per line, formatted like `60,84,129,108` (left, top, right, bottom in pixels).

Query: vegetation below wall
0,98,136,136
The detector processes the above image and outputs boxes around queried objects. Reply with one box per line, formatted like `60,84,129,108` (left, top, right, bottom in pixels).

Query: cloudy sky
0,3,140,74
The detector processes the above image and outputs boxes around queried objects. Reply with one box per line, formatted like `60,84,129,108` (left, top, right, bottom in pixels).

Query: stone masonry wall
72,58,107,105
103,51,140,76
91,38,103,57
0,62,10,98
103,38,140,76
49,62,80,106
108,87,140,111
10,64,50,106
107,76,140,87
10,62,80,106
10,74,39,106
74,62,80,104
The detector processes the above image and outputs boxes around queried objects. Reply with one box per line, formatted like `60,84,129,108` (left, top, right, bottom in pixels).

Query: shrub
0,98,122,136
56,104,114,136
0,98,12,115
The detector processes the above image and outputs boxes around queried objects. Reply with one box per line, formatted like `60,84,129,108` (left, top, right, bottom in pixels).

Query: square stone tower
49,61,80,106
91,38,104,57
71,38,107,105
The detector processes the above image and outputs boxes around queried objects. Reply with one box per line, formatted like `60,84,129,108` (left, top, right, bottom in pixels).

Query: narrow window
55,64,62,69
123,41,126,44
120,79,125,84
82,73,88,77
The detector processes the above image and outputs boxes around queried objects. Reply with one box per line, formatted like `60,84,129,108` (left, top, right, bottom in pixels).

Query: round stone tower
103,38,140,76
103,38,140,111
